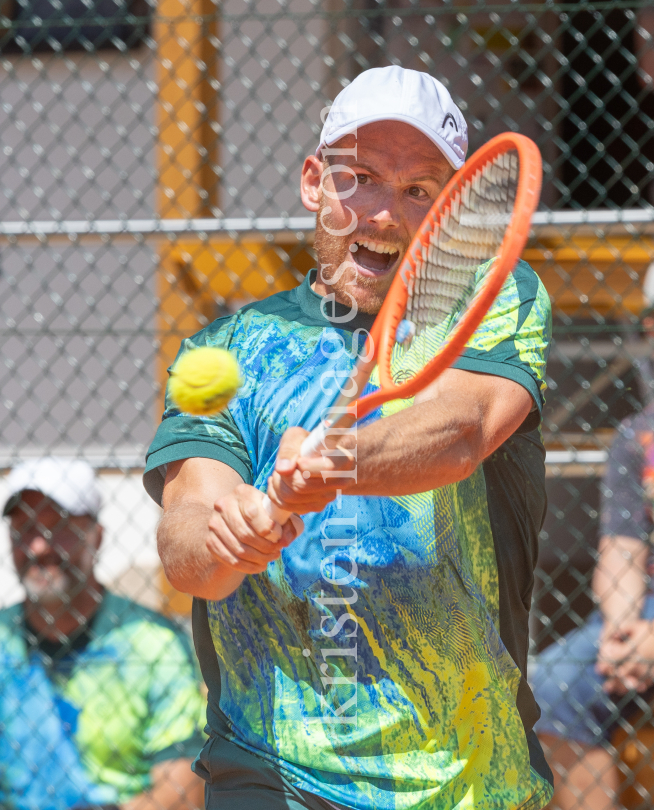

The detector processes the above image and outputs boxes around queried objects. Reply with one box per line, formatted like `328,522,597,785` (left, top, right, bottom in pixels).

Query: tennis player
144,66,553,810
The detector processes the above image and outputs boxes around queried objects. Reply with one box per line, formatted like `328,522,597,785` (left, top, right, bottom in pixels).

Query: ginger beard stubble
313,194,406,317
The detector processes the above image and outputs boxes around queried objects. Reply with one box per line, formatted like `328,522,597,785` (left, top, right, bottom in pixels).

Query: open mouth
350,239,400,275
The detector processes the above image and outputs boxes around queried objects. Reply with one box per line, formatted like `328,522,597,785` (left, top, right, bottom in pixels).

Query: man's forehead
329,123,450,175
11,489,57,509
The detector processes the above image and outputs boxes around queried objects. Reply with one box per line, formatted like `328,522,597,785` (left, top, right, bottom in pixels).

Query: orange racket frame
351,131,542,422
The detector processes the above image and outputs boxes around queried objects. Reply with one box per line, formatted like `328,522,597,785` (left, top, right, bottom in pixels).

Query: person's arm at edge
269,368,534,513
158,457,303,601
593,534,649,636
594,533,650,690
592,418,653,690
122,758,204,810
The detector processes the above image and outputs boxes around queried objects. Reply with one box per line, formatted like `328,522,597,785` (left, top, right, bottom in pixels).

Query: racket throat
308,350,377,453
395,319,416,347
301,414,356,457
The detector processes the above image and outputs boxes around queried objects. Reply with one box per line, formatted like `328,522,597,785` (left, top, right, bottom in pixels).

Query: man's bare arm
158,457,302,601
270,368,533,513
594,534,651,692
593,534,649,634
352,368,533,495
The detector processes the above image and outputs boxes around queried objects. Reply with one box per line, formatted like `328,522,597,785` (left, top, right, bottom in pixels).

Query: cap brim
2,488,96,519
317,113,465,170
3,492,23,517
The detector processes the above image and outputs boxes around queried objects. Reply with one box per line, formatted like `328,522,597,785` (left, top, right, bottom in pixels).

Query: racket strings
399,150,519,375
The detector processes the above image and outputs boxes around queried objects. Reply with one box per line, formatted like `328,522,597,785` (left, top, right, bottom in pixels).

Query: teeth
355,239,399,256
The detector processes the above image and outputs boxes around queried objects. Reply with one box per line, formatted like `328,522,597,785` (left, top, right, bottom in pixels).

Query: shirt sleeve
143,321,253,506
452,259,552,413
600,419,653,544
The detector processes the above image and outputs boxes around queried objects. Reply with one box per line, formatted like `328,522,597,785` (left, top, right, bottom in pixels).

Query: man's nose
21,533,52,556
367,197,400,229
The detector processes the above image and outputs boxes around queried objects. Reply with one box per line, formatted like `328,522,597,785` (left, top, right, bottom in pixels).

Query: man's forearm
343,371,533,497
273,371,533,513
157,501,244,600
345,395,483,497
593,536,649,632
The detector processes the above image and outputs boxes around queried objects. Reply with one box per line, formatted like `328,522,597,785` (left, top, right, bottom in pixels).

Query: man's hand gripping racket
262,132,543,528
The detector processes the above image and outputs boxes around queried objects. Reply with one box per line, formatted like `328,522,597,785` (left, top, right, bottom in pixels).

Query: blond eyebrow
347,162,378,175
405,175,444,183
350,162,446,184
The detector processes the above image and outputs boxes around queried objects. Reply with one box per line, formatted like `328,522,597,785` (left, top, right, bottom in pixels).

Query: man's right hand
159,457,304,600
208,483,303,574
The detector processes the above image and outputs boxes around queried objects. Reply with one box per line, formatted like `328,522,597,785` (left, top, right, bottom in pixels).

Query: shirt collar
296,269,377,333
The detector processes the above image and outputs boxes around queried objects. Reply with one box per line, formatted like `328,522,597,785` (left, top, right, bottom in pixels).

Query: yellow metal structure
154,0,313,388
154,0,219,221
153,6,313,614
526,231,654,317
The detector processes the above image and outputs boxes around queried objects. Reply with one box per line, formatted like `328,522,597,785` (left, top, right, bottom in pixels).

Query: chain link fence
1,0,654,807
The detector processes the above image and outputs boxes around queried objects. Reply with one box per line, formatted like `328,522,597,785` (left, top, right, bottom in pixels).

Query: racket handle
261,493,292,527
260,422,329,532
300,421,328,458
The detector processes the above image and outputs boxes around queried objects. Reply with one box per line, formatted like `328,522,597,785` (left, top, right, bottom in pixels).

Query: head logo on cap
442,113,459,133
317,66,468,170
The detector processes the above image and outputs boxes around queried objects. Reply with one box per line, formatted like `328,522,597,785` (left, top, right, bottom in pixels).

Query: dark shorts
193,729,351,810
531,597,654,746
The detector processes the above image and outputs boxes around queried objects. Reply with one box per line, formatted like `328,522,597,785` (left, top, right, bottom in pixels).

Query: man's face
302,121,454,315
9,490,100,607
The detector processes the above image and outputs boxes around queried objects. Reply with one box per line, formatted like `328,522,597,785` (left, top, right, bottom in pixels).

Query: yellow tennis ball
169,346,241,416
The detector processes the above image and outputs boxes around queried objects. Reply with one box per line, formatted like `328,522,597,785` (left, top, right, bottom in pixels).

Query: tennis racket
263,131,542,526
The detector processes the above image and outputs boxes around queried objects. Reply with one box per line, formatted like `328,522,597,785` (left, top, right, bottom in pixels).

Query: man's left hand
268,426,357,515
597,619,654,694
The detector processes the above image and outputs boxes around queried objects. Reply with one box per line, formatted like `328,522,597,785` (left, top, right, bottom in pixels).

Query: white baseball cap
3,458,102,519
317,66,468,170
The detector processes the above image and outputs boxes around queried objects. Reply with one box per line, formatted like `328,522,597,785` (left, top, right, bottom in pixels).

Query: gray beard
21,567,85,608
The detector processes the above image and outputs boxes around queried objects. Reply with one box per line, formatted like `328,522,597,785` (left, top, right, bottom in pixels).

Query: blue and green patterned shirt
145,264,553,810
0,592,205,810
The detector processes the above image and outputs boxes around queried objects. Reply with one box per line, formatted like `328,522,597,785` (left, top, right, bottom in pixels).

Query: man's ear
300,155,322,212
92,523,104,553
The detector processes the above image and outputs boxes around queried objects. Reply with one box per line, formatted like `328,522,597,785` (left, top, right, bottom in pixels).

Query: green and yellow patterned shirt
145,263,553,810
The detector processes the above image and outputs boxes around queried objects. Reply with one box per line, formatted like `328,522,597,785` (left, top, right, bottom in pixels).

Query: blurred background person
0,457,206,810
531,282,654,810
